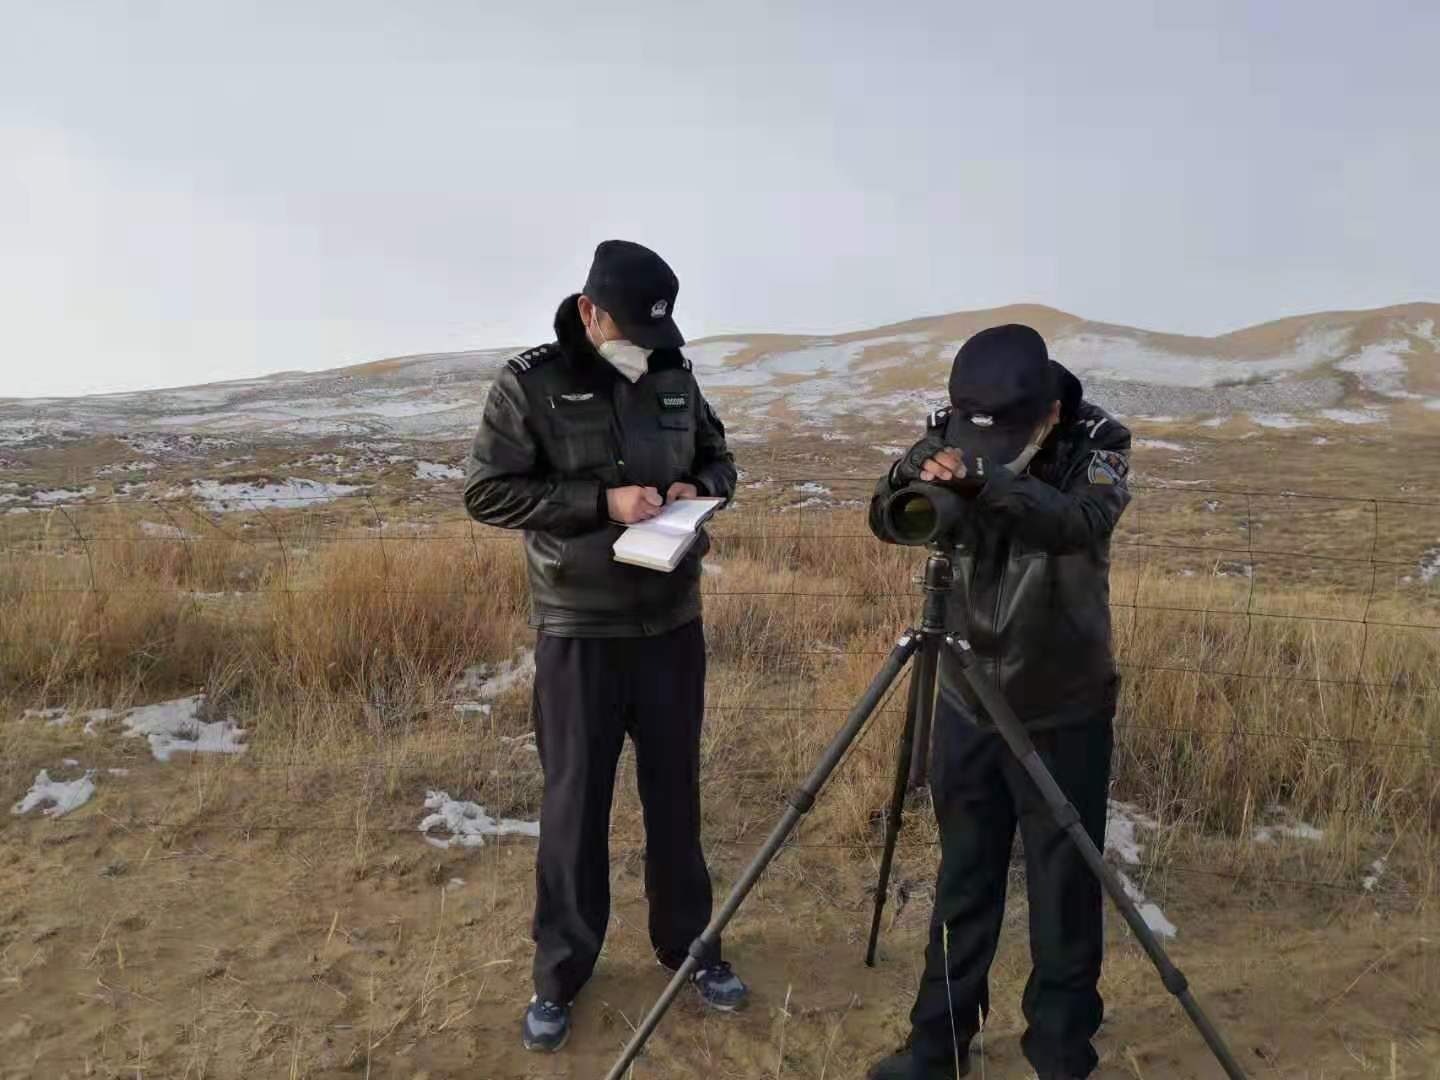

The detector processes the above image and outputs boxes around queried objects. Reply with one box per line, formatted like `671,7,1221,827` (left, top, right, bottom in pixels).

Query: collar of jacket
552,293,689,375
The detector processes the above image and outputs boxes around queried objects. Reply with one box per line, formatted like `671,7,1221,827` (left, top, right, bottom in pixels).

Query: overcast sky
3,1,1438,398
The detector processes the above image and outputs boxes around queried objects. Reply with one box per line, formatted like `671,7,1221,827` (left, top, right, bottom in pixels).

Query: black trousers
530,618,718,1004
909,704,1114,1078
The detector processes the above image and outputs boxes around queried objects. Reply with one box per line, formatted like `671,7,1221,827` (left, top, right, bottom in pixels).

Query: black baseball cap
945,324,1060,464
582,239,684,350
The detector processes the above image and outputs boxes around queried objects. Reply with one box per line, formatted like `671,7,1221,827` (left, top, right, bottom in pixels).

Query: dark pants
530,618,718,1003
909,704,1114,1078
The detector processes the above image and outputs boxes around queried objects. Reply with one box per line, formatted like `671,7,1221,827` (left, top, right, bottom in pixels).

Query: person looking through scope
866,324,1133,1080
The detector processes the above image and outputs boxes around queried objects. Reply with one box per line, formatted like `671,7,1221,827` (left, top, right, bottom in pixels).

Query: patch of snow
23,707,69,726
783,497,830,512
415,461,465,481
1104,800,1159,864
140,521,194,539
1103,801,1176,939
1417,546,1440,585
454,650,536,709
12,769,96,818
793,482,831,495
1116,870,1179,938
96,460,160,476
1319,408,1386,425
31,486,97,505
122,696,247,761
1362,858,1387,892
1311,436,1330,446
765,341,870,377
1135,439,1189,452
1054,326,1351,389
1249,413,1308,429
62,758,80,767
82,709,116,735
107,768,130,777
683,341,748,370
1409,319,1439,347
1253,805,1324,844
872,444,908,455
418,791,539,849
1199,416,1228,428
188,478,361,511
1337,342,1417,399
1424,399,1440,412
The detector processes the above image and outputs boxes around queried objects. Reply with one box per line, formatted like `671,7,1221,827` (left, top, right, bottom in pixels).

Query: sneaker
521,996,570,1052
690,960,748,1011
866,1050,970,1079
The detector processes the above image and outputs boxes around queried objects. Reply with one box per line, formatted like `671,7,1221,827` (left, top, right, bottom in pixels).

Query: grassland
2,427,1438,1078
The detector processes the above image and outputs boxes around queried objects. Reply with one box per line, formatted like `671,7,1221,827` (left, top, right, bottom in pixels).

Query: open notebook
612,497,725,572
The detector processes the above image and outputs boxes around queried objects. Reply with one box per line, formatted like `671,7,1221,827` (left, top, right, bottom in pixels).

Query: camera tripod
605,547,1247,1080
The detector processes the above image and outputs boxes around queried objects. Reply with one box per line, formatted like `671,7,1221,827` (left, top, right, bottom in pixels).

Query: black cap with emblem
945,323,1061,464
582,239,684,350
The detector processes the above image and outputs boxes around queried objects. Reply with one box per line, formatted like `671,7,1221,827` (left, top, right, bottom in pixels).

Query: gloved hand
891,437,988,492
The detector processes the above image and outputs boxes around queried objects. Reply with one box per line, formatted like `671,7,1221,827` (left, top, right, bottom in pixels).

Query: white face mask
588,306,652,383
597,339,653,383
1002,416,1057,475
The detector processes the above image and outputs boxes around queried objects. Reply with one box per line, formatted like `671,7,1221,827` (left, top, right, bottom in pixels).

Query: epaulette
506,343,559,376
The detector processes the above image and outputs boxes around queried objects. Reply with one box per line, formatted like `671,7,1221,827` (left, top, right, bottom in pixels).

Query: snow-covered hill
4,304,1438,447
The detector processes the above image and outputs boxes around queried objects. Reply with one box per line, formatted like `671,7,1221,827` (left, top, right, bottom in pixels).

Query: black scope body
879,482,975,546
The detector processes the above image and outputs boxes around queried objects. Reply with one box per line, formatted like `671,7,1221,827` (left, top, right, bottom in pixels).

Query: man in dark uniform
865,325,1132,1080
464,240,747,1052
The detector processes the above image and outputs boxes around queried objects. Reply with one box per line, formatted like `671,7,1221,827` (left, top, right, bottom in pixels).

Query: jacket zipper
610,379,628,482
990,536,1010,686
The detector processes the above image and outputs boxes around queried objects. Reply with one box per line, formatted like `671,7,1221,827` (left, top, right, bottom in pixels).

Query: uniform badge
1087,449,1130,486
658,392,688,410
651,299,669,318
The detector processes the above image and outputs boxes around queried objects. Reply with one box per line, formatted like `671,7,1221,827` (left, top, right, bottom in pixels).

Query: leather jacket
869,364,1132,729
464,295,736,637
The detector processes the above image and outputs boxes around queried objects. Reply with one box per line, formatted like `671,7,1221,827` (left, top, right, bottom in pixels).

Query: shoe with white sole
690,960,748,1011
521,996,570,1052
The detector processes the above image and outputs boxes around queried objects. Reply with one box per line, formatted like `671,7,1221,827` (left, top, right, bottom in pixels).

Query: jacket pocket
545,403,614,474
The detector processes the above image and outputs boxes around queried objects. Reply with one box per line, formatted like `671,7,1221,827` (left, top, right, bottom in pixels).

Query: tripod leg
603,632,921,1080
905,632,938,789
942,636,1249,1080
865,641,925,966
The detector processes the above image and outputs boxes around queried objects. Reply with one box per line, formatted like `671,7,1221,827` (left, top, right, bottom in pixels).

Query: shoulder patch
506,343,558,376
1086,448,1130,487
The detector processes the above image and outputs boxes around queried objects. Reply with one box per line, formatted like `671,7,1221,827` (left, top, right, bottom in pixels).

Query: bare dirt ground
2,744,1436,1080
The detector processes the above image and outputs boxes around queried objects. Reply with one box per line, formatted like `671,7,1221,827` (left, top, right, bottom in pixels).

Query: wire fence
4,478,1438,900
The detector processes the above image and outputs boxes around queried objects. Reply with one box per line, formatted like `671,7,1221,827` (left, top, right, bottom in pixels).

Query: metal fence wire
3,478,1438,899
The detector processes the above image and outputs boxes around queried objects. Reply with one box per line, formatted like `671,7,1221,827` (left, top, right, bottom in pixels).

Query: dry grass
3,502,1436,894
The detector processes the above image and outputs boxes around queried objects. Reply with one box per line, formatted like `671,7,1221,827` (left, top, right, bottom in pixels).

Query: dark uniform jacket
869,363,1132,730
464,295,736,637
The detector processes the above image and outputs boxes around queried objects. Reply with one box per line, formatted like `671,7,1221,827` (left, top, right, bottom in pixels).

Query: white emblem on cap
651,299,668,318
970,413,995,427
